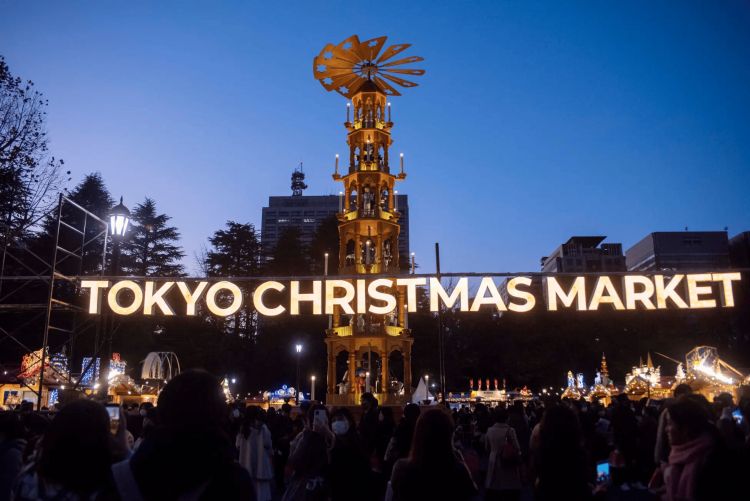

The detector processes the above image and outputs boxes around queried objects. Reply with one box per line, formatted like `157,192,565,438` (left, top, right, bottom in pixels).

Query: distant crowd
1,370,749,500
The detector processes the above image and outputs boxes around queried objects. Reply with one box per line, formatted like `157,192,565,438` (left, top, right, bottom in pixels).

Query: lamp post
102,197,130,398
295,343,302,404
425,374,430,402
311,375,316,402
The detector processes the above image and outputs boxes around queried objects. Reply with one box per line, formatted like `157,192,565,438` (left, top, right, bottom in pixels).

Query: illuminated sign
80,272,742,317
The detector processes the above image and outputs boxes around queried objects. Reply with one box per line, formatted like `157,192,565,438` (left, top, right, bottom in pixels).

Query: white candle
335,154,339,174
387,102,391,122
338,191,343,212
400,152,404,173
394,190,398,211
346,102,350,122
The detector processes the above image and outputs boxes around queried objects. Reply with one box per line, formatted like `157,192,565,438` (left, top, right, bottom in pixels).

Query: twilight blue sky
2,1,749,274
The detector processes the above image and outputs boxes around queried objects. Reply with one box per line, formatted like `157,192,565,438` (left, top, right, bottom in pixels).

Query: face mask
231,409,240,419
332,420,350,435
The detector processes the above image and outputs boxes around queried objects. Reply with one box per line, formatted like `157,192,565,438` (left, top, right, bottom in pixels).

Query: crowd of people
1,371,749,500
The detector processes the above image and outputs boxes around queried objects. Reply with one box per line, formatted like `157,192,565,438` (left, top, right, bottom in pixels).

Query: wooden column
327,351,335,394
348,350,357,395
381,350,389,396
404,349,412,393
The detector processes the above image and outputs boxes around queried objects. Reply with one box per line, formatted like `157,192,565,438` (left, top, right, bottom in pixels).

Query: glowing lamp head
295,344,302,354
311,375,316,381
109,197,131,240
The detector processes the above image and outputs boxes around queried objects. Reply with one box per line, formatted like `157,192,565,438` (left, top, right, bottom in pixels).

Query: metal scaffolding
0,194,109,408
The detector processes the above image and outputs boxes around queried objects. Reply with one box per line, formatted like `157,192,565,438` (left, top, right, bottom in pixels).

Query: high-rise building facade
626,231,730,271
541,236,626,273
260,192,409,260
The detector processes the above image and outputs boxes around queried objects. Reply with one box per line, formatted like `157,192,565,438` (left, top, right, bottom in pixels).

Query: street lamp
102,197,130,399
425,374,430,401
295,344,302,404
109,197,131,239
311,375,316,402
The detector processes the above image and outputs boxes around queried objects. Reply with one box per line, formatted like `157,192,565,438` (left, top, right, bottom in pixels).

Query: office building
626,231,729,271
260,170,409,259
541,236,626,273
729,231,750,268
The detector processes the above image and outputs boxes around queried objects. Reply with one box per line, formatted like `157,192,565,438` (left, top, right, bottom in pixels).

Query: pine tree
267,226,309,276
121,198,184,276
204,221,261,338
29,173,112,276
308,215,339,275
205,221,261,276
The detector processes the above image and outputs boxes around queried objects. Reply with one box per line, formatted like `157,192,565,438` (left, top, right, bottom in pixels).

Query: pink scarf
663,433,714,501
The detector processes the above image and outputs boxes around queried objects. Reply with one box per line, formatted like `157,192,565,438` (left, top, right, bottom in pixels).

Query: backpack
499,428,520,468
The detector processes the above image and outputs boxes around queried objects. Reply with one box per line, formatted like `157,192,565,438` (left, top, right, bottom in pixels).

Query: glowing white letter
206,281,243,317
290,280,322,315
176,281,208,315
253,281,285,316
108,280,143,315
81,280,109,314
546,277,586,311
507,277,536,312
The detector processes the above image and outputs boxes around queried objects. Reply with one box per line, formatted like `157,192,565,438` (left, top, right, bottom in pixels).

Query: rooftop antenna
291,163,308,197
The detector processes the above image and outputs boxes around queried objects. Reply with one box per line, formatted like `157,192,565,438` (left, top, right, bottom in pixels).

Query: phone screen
732,409,743,424
596,462,610,484
106,405,119,434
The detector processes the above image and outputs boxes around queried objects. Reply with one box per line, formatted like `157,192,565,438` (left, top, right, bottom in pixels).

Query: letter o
206,281,243,316
108,280,144,315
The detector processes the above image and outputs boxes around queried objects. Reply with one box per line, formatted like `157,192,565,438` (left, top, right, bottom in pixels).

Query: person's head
539,404,582,451
360,392,377,412
409,408,456,469
0,411,25,441
38,399,112,494
281,403,292,416
139,401,154,417
673,383,693,398
379,406,394,424
157,369,225,433
493,405,508,424
714,392,733,409
666,395,712,446
331,407,355,436
241,406,264,437
403,403,420,423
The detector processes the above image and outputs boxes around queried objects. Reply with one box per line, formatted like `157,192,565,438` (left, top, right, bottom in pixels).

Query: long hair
38,399,112,494
408,408,456,470
241,405,264,438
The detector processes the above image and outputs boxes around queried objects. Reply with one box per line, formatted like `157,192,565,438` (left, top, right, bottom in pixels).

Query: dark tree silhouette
121,198,184,276
204,221,261,338
0,56,69,239
266,226,309,276
308,215,340,275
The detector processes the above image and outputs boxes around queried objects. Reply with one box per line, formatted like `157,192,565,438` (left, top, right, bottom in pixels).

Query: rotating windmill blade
313,35,425,98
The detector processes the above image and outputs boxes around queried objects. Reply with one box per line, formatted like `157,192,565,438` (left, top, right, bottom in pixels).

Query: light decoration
108,353,127,382
684,346,743,392
48,388,59,407
561,370,582,400
81,357,101,386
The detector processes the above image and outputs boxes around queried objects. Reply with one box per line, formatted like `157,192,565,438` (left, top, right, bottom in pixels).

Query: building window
303,218,316,223
277,218,289,223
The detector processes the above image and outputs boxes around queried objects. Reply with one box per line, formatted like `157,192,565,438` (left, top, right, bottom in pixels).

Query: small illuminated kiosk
313,35,425,406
